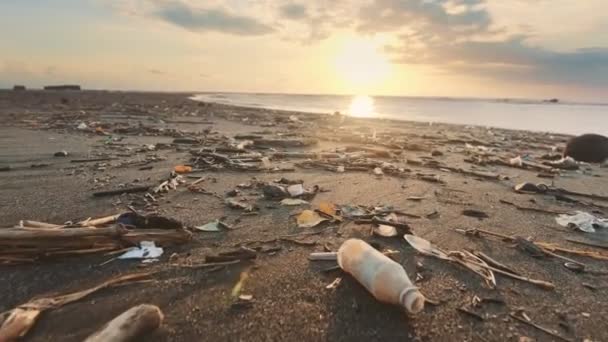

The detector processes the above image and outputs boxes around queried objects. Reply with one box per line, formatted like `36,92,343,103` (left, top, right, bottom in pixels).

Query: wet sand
1,90,607,341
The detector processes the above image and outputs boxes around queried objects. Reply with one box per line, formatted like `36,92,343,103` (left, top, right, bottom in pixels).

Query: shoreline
1,90,607,341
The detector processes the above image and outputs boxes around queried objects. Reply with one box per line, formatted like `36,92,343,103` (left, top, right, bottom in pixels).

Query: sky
1,0,607,101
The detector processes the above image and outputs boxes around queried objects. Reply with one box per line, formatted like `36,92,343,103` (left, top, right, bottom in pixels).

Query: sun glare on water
348,95,375,118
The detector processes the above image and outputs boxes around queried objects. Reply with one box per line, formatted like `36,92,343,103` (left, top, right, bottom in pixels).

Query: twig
510,313,573,342
464,259,555,290
472,251,520,275
93,186,151,197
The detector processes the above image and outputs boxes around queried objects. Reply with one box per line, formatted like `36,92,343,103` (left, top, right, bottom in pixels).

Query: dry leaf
297,210,327,228
318,202,342,221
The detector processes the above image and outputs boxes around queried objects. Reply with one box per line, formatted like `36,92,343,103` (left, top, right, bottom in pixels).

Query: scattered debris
0,272,152,341
85,304,163,342
510,312,573,342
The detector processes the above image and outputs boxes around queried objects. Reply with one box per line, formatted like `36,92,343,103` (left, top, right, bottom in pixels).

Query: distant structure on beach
543,98,559,103
44,85,81,91
12,85,26,91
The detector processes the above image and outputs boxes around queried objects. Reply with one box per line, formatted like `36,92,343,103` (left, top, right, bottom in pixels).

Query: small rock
54,150,68,157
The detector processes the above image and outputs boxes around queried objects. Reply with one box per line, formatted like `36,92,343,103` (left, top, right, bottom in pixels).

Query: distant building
13,85,26,91
44,85,81,91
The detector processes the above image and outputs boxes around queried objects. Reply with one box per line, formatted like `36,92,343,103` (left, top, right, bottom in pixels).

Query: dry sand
1,90,607,341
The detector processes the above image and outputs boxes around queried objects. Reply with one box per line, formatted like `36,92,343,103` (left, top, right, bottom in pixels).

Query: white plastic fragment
118,241,163,260
556,211,608,233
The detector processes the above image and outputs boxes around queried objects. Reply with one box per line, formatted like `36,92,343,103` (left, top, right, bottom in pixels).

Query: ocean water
191,93,608,136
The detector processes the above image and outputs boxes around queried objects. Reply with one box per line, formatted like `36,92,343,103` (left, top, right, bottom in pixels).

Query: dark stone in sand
262,184,288,199
54,150,68,157
564,134,608,163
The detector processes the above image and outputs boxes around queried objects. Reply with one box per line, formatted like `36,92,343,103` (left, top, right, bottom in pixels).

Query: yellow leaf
297,210,327,228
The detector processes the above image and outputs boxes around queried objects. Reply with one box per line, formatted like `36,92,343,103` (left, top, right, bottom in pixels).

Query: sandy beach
1,90,608,341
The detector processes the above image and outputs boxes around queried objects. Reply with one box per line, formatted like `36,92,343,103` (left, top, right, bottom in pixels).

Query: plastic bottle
337,238,425,314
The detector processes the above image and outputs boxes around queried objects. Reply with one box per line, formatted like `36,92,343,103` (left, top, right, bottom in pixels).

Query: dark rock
44,84,81,90
514,182,542,193
262,184,288,199
462,209,489,219
564,134,608,163
12,85,26,91
54,150,68,157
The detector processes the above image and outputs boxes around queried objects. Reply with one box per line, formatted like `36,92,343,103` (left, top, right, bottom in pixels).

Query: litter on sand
194,220,226,232
556,211,608,233
118,241,163,260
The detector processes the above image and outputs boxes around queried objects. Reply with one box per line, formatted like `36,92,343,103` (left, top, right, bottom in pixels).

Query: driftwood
85,304,163,342
0,273,152,341
0,217,191,264
0,226,126,240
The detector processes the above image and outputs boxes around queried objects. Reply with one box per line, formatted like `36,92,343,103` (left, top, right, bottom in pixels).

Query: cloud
148,68,165,75
359,0,608,87
358,0,491,35
279,3,308,20
154,1,275,36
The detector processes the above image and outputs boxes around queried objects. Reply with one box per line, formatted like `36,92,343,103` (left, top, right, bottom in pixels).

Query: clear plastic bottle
337,238,425,313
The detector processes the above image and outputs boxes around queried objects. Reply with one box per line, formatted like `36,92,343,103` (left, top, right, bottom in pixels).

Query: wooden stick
78,214,121,227
472,251,520,275
535,242,608,261
510,313,573,342
18,220,62,229
464,259,555,290
0,226,126,240
85,304,163,342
